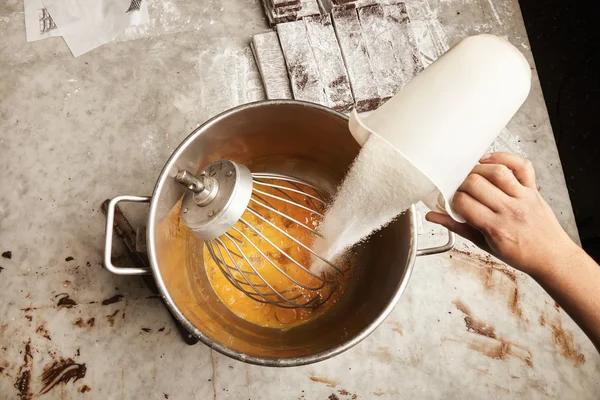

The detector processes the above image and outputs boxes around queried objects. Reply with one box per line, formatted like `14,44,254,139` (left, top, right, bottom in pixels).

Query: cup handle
104,195,152,275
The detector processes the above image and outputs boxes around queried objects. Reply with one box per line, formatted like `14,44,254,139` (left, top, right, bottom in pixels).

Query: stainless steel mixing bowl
103,100,454,366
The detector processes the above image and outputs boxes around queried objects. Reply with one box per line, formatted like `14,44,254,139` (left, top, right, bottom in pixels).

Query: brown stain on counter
74,319,85,328
472,367,490,374
448,249,524,320
548,317,585,366
55,293,77,308
105,310,120,326
39,358,87,395
14,339,33,400
73,317,95,328
451,299,533,367
0,361,10,377
336,389,358,399
15,371,31,400
452,300,496,338
102,294,124,305
371,347,393,364
35,324,51,340
79,385,91,393
539,310,585,366
310,376,339,387
388,321,403,336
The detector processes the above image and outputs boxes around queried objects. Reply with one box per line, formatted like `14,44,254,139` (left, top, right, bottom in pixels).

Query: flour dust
311,134,436,275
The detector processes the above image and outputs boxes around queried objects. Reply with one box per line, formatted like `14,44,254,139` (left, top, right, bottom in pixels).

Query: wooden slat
277,20,328,105
270,0,301,9
262,0,321,26
298,0,321,17
358,4,403,100
383,2,424,82
251,31,293,99
332,7,382,112
304,14,354,112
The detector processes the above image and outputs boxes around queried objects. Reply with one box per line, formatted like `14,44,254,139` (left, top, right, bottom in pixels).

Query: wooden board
263,0,321,26
332,7,382,112
251,31,294,99
270,0,300,8
271,2,302,12
351,2,423,101
383,2,424,82
277,20,328,105
298,0,321,17
304,15,354,112
357,4,403,100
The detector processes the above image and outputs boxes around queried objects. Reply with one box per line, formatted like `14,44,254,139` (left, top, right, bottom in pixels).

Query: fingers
471,164,524,197
480,152,536,189
451,191,496,231
425,212,489,250
458,173,511,212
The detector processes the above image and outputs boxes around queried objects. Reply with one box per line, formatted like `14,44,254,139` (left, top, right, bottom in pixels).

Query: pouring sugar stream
311,34,532,274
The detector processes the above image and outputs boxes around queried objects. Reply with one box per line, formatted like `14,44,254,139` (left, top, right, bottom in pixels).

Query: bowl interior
150,102,415,365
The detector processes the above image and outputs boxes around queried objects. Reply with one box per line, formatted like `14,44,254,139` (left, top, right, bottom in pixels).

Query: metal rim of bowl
146,100,418,367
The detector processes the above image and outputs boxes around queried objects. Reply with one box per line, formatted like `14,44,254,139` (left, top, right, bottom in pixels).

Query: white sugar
311,133,435,274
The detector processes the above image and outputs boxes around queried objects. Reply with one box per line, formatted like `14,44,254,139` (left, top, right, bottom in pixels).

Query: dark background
519,0,600,262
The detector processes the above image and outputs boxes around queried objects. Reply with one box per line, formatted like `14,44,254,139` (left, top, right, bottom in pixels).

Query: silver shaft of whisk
175,170,219,206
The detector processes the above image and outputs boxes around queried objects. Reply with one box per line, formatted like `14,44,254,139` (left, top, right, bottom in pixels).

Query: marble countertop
0,0,599,398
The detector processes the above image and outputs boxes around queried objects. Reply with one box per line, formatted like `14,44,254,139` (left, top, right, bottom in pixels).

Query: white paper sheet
24,0,62,42
40,0,149,57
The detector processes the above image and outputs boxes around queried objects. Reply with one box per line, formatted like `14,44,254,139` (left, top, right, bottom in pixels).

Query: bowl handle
104,195,152,275
416,229,456,257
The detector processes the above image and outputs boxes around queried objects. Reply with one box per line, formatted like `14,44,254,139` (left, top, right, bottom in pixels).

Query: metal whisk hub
176,160,253,241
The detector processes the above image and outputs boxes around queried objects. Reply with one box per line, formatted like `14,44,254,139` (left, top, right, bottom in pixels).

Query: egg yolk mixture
204,179,349,329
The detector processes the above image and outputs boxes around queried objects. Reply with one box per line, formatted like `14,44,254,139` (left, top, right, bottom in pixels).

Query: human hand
426,152,577,277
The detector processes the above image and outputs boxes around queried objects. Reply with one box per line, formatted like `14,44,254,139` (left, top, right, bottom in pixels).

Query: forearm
532,242,600,350
430,152,600,351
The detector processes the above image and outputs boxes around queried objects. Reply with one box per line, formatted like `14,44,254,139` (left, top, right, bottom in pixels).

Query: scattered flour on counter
311,134,436,275
194,45,265,116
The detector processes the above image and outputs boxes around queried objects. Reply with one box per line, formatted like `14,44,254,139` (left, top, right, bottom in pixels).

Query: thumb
425,211,463,232
425,212,488,249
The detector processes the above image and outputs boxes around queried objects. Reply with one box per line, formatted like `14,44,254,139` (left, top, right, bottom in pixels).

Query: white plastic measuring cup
349,34,532,222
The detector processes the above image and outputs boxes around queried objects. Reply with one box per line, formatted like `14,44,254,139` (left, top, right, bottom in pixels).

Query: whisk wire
209,241,263,285
249,197,322,237
208,241,263,295
198,169,344,309
252,180,326,205
252,173,328,197
244,207,343,275
252,188,324,217
215,236,305,306
233,224,326,292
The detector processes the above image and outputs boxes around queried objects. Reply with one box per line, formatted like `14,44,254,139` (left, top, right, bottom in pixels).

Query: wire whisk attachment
176,161,344,309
